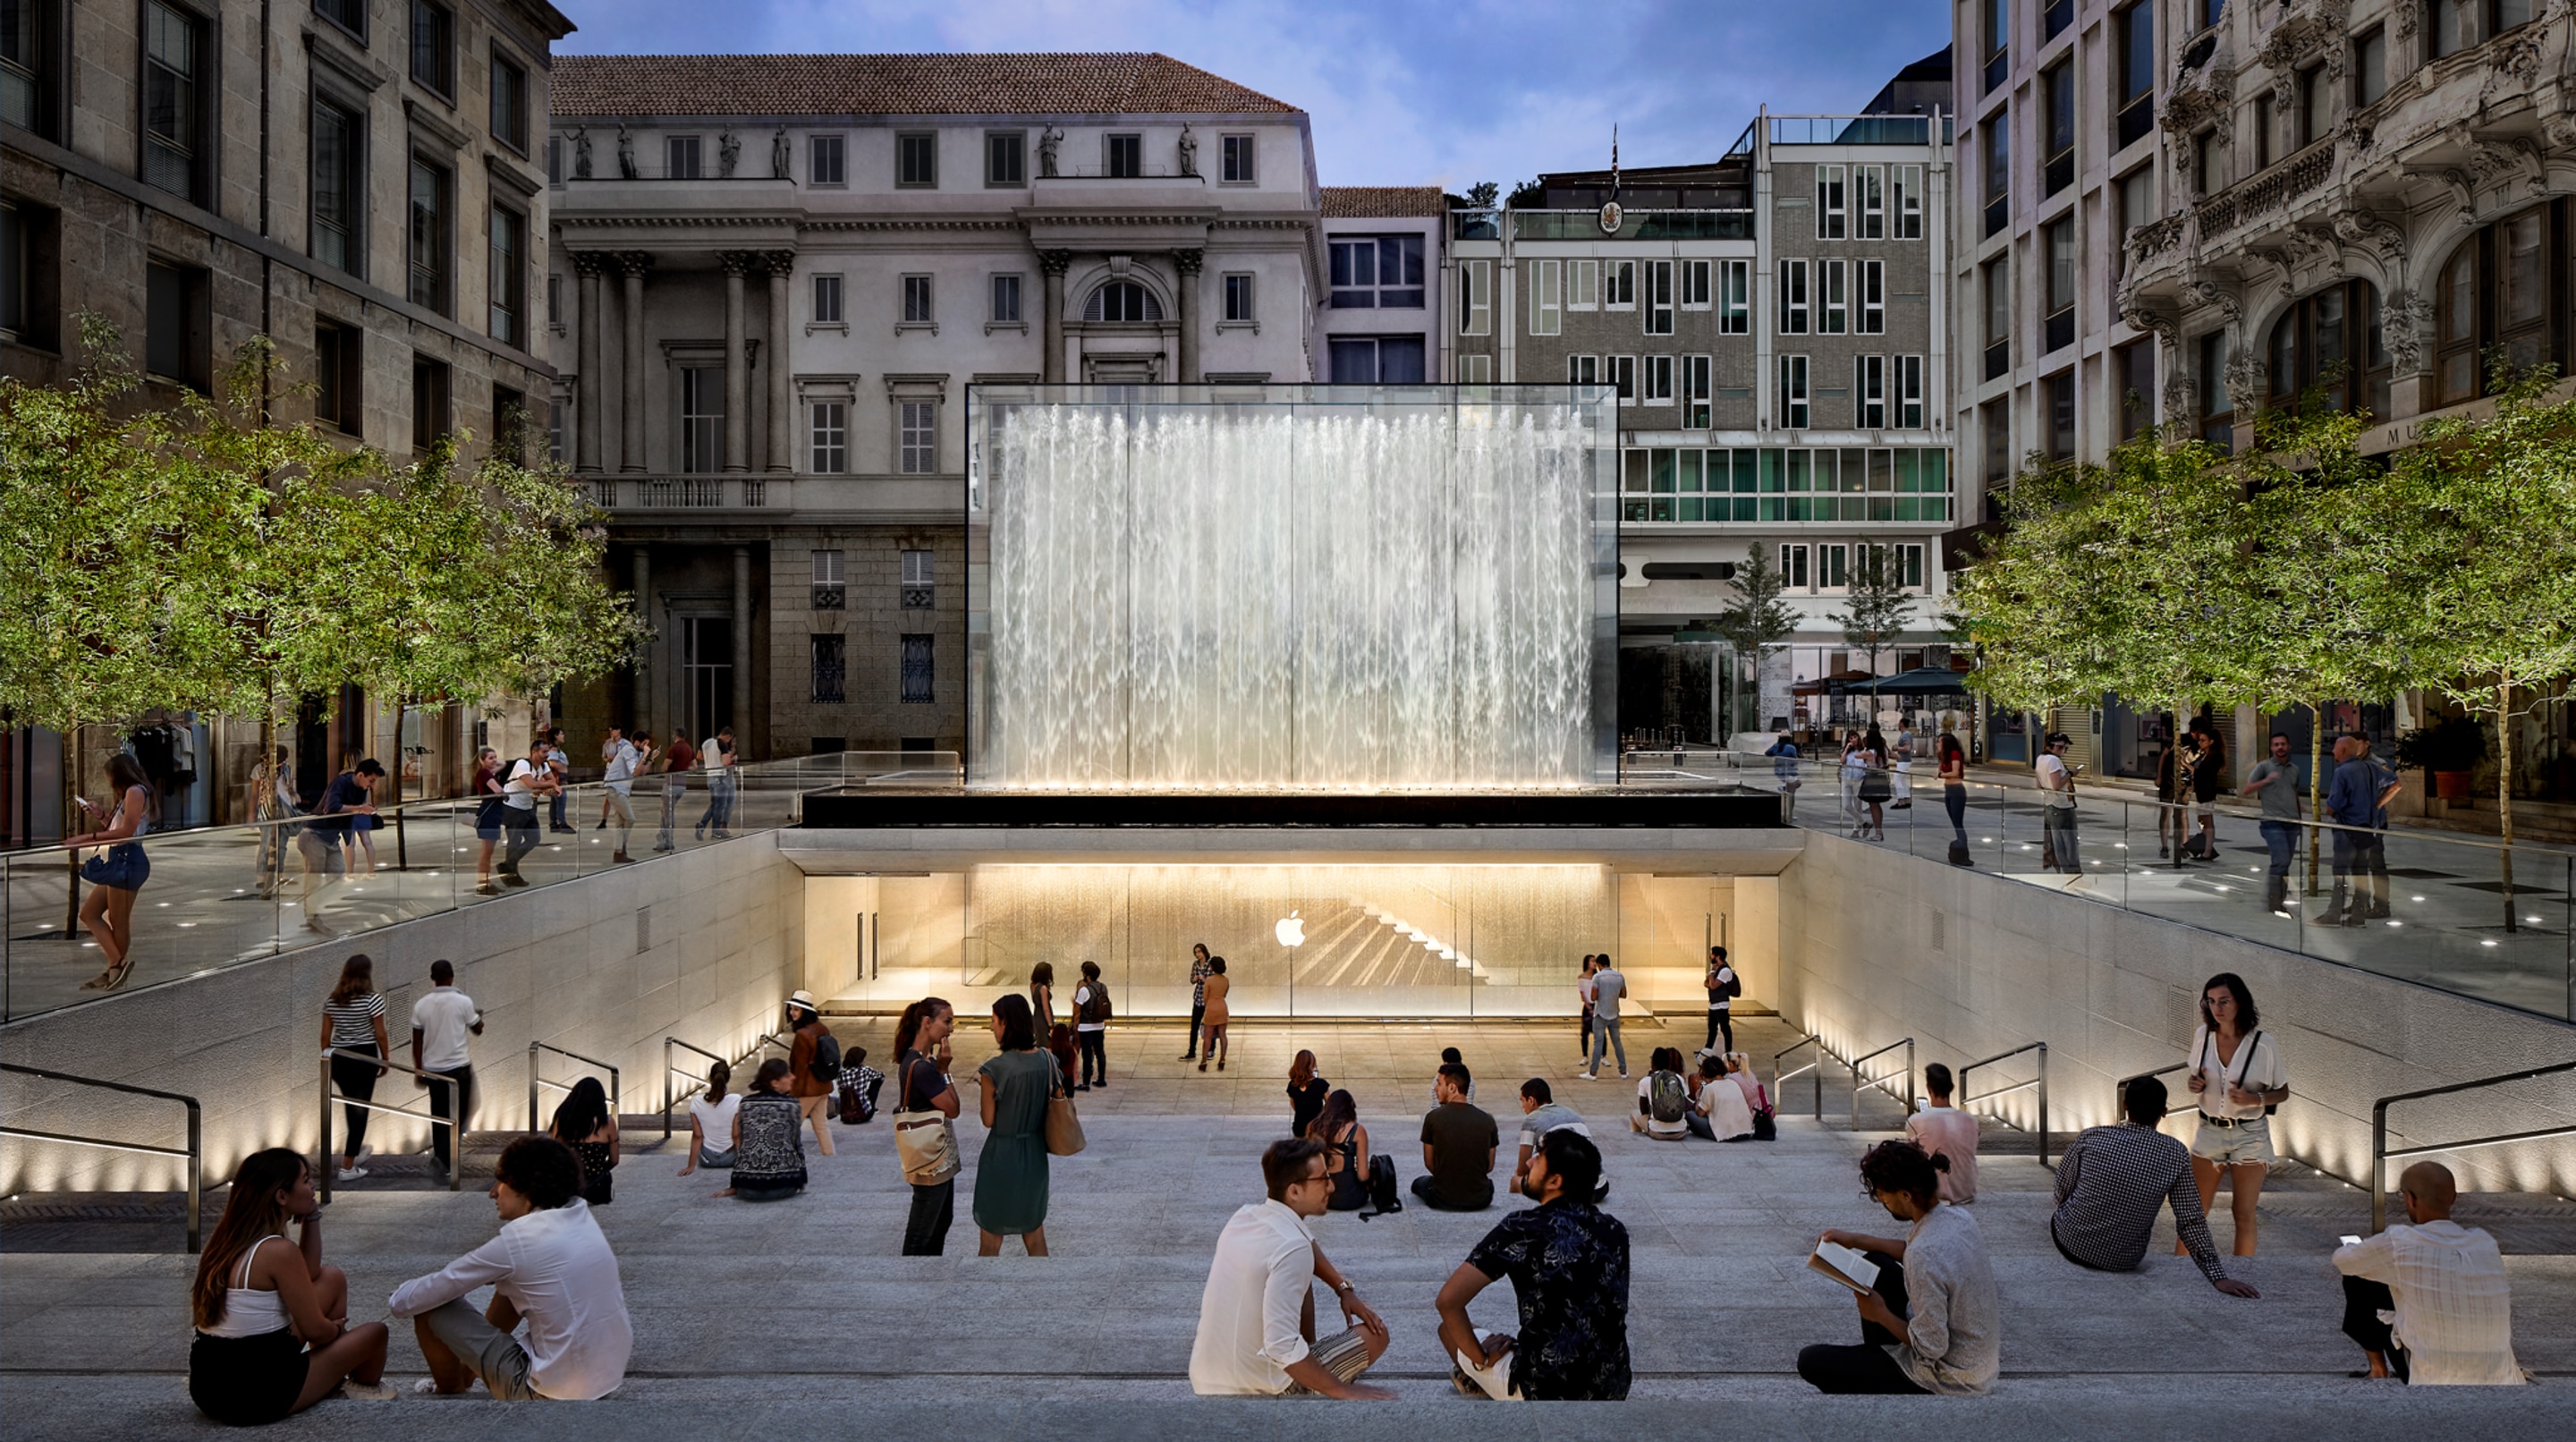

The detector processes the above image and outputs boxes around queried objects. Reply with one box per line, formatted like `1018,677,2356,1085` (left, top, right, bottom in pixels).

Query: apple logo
1275,911,1306,947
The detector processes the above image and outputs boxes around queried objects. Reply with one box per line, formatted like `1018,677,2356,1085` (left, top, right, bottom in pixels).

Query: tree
1830,544,1918,679
1710,543,1800,733
1466,181,1500,208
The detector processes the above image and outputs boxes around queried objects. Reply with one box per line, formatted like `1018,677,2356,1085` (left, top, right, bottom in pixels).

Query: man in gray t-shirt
1585,960,1628,1078
2242,734,2301,915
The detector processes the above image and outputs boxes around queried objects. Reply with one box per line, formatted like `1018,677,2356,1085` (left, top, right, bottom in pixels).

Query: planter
2432,769,2473,801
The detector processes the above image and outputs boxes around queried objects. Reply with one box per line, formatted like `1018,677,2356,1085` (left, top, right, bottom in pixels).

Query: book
1452,1334,1521,1402
1809,1241,1880,1294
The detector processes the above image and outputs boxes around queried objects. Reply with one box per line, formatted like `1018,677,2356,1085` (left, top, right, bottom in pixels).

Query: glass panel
1787,449,1812,492
1676,450,1702,492
1759,449,1784,492
1868,449,1894,492
1734,450,1758,493
1650,448,1676,493
2502,212,2546,327
1894,449,1919,493
1840,449,1868,491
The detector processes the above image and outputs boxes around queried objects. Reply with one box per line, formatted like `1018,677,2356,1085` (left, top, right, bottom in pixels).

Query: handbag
1044,1056,1087,1157
80,845,141,890
892,1056,961,1185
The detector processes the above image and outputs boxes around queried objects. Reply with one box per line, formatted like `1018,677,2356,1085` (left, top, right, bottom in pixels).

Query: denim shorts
2191,1115,2275,1166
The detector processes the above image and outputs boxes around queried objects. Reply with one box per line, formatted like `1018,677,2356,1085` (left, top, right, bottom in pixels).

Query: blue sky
556,1,1953,190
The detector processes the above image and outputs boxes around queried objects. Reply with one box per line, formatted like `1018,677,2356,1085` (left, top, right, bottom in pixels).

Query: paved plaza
4,1019,2566,1440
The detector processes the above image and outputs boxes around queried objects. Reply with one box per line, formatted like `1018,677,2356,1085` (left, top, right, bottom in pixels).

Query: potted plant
2395,717,2486,800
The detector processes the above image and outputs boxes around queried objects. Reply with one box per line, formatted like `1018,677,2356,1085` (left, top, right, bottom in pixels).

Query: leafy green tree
1710,543,1800,733
1830,544,1918,680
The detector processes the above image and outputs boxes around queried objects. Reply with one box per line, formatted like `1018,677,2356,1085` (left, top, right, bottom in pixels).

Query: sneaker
353,1145,372,1166
1178,1053,1198,1061
340,1379,398,1401
612,852,633,863
1075,1082,1091,1091
335,1166,369,1182
304,916,336,936
1578,1071,1597,1081
502,873,531,888
1617,1070,1629,1078
411,1379,448,1397
475,884,499,896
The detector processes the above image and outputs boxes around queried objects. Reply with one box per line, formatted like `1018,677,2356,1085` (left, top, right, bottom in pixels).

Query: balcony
1508,209,1753,241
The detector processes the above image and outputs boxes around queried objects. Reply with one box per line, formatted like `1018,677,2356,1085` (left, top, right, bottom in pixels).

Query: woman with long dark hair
189,1149,393,1423
1286,1049,1330,1138
1310,1088,1368,1212
1197,956,1232,1072
548,1075,619,1206
1029,961,1056,1036
678,1060,737,1175
68,753,156,990
719,1059,807,1201
1857,725,1893,841
1936,728,1970,853
893,996,960,1253
319,954,392,1182
974,993,1056,1256
470,746,506,895
2178,972,2289,1258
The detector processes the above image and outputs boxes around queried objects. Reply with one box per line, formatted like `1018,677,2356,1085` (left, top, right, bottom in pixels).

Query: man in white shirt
543,727,573,834
496,739,557,887
694,726,736,840
2036,732,2080,872
410,960,482,1174
392,1135,633,1400
1582,955,1627,1079
598,728,641,864
2334,1162,2523,1386
1191,1139,1391,1398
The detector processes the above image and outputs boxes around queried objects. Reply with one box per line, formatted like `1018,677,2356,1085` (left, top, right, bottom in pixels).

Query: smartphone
73,794,93,811
2340,1234,2362,1246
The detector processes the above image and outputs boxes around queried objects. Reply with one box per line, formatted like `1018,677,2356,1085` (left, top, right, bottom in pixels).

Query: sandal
1198,1062,1208,1073
80,958,135,991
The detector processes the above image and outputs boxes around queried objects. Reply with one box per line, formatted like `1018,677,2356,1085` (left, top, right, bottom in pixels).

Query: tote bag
1044,1056,1088,1157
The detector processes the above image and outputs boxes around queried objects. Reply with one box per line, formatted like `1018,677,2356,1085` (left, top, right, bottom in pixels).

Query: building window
811,549,845,607
1778,354,1810,428
408,1,453,96
1327,335,1427,384
2044,215,2075,352
809,402,847,474
1852,354,1885,428
1683,355,1712,428
811,133,846,186
1819,544,1849,590
310,94,364,275
489,51,528,152
2432,0,2471,57
1897,354,1926,428
2193,128,2224,197
1086,280,1158,322
2253,91,2275,171
1221,133,1256,182
1981,108,2010,238
1982,0,2009,93
2198,0,2224,31
1458,259,1489,335
666,134,701,179
487,202,525,345
1859,259,1885,335
547,136,562,184
2297,65,2326,148
1641,354,1674,406
1105,132,1142,178
991,273,1023,324
411,353,450,450
902,275,934,325
2115,2,2155,148
492,384,528,464
1458,354,1492,384
1893,165,1924,239
314,319,360,433
1529,258,1561,335
899,634,934,703
902,548,934,609
813,273,843,324
2352,27,2387,107
1566,354,1598,386
548,394,565,463
979,129,1023,187
2198,329,2233,449
1222,272,1253,323
1604,259,1636,309
2045,369,2075,460
899,400,936,473
142,2,205,202
1645,259,1674,335
1816,164,1846,239
1329,235,1427,309
1607,354,1637,402
897,131,937,187
1567,259,1599,310
1681,259,1711,310
1853,166,1885,241
1983,255,2011,381
2114,165,2156,284
2043,61,2075,195
314,0,365,36
1777,259,1809,335
681,367,723,472
2268,279,2390,419
1718,259,1750,333
809,634,846,703
408,156,451,312
1982,397,2011,485
1819,259,1847,335
1779,543,1809,589
2115,336,2156,440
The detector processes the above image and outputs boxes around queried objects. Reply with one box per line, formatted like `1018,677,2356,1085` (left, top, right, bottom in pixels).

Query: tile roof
1321,185,1449,218
552,52,1300,118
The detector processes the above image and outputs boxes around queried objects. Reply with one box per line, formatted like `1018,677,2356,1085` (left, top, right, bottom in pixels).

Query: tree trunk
2305,700,2326,897
61,718,83,935
2497,686,2516,934
2174,695,2191,869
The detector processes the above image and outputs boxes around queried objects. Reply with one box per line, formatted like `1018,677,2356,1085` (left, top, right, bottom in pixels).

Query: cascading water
973,390,1614,790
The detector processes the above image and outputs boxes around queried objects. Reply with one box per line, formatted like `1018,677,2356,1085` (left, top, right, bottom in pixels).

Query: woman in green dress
974,993,1057,1255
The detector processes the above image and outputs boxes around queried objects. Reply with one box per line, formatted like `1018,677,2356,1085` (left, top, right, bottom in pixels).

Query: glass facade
1620,445,1951,522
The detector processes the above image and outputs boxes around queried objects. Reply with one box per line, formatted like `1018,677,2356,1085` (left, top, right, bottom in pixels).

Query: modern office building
1318,185,1448,382
540,52,1327,759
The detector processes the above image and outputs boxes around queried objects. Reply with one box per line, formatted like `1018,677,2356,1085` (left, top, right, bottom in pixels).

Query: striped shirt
324,992,386,1048
2051,1121,2229,1283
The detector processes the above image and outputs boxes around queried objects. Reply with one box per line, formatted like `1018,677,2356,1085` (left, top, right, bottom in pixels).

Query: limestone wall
1777,829,2576,1198
0,836,804,1195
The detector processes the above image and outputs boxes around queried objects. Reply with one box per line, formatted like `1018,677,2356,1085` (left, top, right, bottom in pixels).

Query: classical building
1448,81,1957,743
1318,186,1449,381
541,52,1326,759
2,0,574,840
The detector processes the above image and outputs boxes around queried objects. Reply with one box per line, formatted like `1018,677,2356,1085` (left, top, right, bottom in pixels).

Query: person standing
469,747,507,895
1936,728,1971,859
497,740,557,888
188,1149,394,1424
1857,725,1894,841
410,960,483,1176
1766,732,1802,819
1583,954,1628,1080
1891,717,1918,809
974,994,1057,1256
1838,734,1868,837
599,728,642,864
2334,1161,2524,1385
652,733,695,854
547,1077,619,1207
295,758,382,935
1797,1141,1999,1395
1435,1129,1628,1401
594,727,625,829
2183,719,2227,861
893,997,960,1255
2352,732,2401,919
2324,732,2401,924
1703,945,1736,1055
1071,961,1111,1090
250,744,297,897
1575,954,1598,1067
543,727,573,834
1181,942,1213,1061
1287,1050,1330,1138
694,726,736,840
2179,972,2289,1259
1028,962,1057,1038
2155,729,2187,859
1902,1064,1979,1204
1197,957,1232,1072
67,753,156,990
2036,732,2080,872
2243,733,2303,917
784,991,838,1158
1412,1064,1498,1211
1189,1138,1394,1398
320,954,392,1183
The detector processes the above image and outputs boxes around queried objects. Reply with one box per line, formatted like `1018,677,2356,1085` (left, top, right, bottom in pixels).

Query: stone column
630,547,652,728
1039,250,1073,384
617,252,653,472
720,251,752,472
730,545,754,750
764,251,796,474
572,252,605,472
1172,249,1203,384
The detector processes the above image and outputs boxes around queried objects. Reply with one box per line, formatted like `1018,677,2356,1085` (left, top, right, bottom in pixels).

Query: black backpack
1358,1153,1402,1218
808,1031,842,1084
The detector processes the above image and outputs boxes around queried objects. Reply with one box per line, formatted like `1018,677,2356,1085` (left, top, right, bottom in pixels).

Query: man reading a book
1797,1140,1998,1395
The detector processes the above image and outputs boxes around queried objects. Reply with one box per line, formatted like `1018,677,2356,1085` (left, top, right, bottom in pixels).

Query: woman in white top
678,1060,742,1175
1688,1053,1756,1141
189,1149,393,1424
2177,972,2290,1258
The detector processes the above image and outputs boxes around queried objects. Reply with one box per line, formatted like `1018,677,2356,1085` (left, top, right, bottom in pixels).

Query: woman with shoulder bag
893,997,961,1254
974,994,1057,1257
2176,972,2290,1259
1857,725,1894,841
469,747,506,895
68,754,157,991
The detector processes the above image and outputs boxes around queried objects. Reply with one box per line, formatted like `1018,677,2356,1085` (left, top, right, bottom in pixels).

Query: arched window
1083,281,1162,323
2433,200,2565,406
2265,279,2388,419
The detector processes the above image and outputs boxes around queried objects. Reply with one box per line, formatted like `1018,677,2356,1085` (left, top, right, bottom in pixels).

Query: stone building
2,0,574,837
541,52,1325,759
1447,93,1957,743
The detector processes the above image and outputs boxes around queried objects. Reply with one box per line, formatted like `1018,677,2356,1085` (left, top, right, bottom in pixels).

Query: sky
555,1,1954,191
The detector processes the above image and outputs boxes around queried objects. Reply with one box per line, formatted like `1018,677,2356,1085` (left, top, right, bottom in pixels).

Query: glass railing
0,752,960,1022
1641,751,2576,1022
1766,115,1940,146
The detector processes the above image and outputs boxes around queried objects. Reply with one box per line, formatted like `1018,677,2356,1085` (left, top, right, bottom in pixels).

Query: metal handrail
2370,1058,2576,1234
2116,1062,2194,1119
662,1032,795,1140
319,1046,462,1199
1847,1037,1916,1128
527,1043,623,1132
0,1062,204,1252
1773,1033,1828,1118
1956,1040,2050,1167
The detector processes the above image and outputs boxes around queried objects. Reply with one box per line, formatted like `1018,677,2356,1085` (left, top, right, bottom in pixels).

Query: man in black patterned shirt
1434,1129,1630,1400
2051,1077,2260,1297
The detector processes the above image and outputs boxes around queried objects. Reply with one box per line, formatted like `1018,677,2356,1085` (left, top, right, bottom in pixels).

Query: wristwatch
1335,1280,1356,1294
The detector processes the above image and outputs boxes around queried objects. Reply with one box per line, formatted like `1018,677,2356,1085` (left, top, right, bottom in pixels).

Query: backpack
808,1031,842,1084
1648,1071,1689,1124
1720,968,1741,1001
836,1063,883,1124
1079,982,1113,1023
1359,1152,1402,1217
